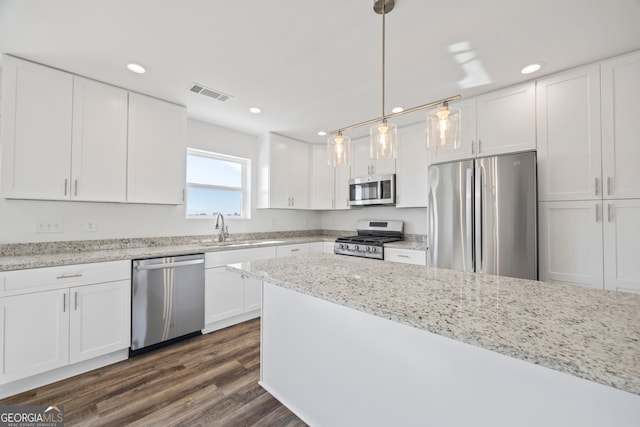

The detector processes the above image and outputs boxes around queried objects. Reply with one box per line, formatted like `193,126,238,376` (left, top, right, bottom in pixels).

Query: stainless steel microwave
348,174,396,206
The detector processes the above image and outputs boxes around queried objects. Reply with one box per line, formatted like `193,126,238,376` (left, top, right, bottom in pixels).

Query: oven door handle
134,259,204,271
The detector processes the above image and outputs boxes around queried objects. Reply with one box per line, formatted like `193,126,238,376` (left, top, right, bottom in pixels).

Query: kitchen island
228,254,640,427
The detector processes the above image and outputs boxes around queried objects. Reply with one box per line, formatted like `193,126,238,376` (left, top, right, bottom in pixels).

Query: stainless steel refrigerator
427,151,537,280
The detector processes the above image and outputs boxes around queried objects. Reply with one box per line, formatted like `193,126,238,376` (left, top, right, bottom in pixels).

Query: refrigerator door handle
474,165,483,273
465,168,474,272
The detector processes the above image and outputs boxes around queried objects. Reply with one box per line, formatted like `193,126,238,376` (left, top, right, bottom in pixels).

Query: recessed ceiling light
249,107,262,114
391,107,404,113
521,63,541,74
126,63,146,74
318,131,327,136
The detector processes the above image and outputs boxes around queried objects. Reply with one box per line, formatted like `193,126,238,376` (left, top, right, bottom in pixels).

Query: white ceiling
1,0,640,143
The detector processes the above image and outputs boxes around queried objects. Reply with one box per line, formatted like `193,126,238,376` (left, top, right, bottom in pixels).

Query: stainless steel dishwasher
131,253,205,355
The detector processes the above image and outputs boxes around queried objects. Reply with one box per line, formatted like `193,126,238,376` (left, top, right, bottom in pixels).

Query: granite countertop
227,253,640,396
0,236,338,272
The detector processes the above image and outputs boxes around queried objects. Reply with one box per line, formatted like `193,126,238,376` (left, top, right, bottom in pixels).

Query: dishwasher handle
134,259,204,271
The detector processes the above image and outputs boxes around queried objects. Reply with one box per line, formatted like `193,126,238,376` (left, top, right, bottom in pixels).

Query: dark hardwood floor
0,319,307,426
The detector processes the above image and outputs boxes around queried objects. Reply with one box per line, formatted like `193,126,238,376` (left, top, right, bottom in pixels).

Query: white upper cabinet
127,92,187,204
350,136,396,178
428,97,477,164
476,82,536,156
1,55,73,200
396,122,429,208
258,133,310,209
601,51,640,200
309,143,350,210
71,77,128,202
536,64,602,201
310,144,335,210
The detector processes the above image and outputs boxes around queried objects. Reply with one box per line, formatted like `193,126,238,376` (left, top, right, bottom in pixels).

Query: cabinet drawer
206,247,276,268
0,260,131,296
276,244,310,258
385,248,426,265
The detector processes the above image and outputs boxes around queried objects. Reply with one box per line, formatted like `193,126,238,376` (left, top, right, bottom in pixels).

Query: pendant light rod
381,8,386,120
328,94,461,136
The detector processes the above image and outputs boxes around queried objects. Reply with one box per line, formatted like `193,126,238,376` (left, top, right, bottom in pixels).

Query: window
186,148,250,218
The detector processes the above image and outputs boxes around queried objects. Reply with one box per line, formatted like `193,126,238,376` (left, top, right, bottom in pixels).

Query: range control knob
354,245,360,251
365,246,371,252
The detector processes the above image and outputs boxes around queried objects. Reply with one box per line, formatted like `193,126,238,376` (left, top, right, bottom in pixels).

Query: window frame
185,148,251,219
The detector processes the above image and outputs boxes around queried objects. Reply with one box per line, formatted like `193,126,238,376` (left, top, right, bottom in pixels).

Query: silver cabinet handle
74,179,78,197
471,141,475,155
607,177,612,196
74,291,78,310
57,273,82,279
595,177,600,196
397,254,409,258
64,179,68,196
478,139,482,153
291,197,294,207
595,203,601,222
63,293,66,312
291,248,300,252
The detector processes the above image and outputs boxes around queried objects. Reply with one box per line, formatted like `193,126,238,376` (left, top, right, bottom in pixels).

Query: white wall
321,206,427,236
0,119,321,244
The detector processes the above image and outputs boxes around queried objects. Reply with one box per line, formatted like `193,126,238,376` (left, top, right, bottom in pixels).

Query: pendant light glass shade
370,120,397,160
426,103,461,150
327,133,351,167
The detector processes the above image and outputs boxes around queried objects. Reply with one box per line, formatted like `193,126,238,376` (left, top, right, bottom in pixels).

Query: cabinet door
69,280,131,364
396,123,428,208
244,276,262,312
428,98,477,164
267,134,291,208
205,267,244,323
350,137,371,177
276,244,310,257
289,140,310,208
537,65,602,201
601,52,640,200
334,164,351,209
538,201,604,289
476,82,536,156
127,93,187,204
310,144,335,209
71,77,128,202
603,199,640,293
0,290,69,384
1,56,73,200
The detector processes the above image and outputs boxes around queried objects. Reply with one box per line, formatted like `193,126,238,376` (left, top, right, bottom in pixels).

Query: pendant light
327,131,351,167
370,0,397,160
426,101,461,150
326,1,462,168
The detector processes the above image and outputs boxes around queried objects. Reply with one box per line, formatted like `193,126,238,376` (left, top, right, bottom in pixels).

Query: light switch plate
34,218,64,233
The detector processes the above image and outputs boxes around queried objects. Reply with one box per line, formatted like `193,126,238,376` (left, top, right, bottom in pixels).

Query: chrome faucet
214,213,227,242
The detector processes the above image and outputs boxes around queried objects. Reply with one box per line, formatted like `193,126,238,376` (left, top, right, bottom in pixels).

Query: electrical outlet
86,219,97,232
35,218,64,233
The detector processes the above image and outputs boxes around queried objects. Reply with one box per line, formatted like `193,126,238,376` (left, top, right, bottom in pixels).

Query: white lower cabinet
539,201,604,289
0,289,69,384
539,199,640,293
603,199,640,293
0,261,131,391
275,243,310,257
384,248,426,266
69,280,131,364
204,247,276,333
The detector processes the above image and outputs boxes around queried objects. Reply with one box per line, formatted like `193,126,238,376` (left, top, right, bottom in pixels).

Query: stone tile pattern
228,254,640,396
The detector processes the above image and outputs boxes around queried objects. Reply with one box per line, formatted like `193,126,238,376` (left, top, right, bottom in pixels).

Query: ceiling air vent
189,83,233,102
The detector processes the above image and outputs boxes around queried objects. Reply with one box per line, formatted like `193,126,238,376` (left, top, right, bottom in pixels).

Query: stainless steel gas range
334,220,404,260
